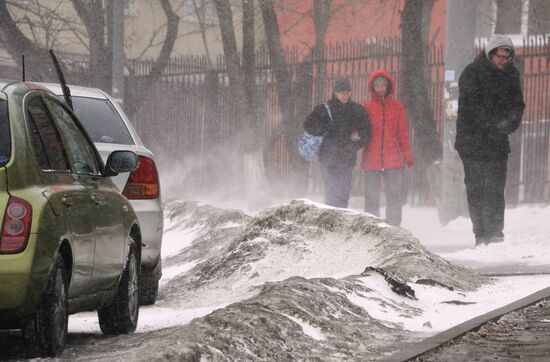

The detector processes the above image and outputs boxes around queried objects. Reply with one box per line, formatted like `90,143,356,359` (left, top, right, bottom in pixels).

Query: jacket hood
368,69,395,100
484,34,514,59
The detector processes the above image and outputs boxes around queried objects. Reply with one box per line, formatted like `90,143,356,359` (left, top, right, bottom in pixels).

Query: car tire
97,239,140,335
23,252,68,357
139,278,159,306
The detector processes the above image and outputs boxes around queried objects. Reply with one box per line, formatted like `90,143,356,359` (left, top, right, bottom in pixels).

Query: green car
0,80,142,357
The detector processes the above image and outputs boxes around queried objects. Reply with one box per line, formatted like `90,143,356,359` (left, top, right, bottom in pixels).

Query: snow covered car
0,80,141,356
40,83,163,305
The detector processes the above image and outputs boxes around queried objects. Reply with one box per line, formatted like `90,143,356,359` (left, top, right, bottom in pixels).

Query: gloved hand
495,117,516,135
350,130,360,142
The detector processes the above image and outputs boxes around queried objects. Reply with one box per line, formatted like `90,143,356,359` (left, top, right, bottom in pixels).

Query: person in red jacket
361,70,413,226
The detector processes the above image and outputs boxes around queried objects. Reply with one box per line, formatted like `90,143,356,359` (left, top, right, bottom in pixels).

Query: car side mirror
104,150,138,177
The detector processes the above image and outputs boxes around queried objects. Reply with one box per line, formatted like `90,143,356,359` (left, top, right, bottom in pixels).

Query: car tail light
0,197,32,253
122,156,160,199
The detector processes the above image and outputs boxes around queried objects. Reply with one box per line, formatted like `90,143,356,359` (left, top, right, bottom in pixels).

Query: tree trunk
400,0,442,166
214,0,267,205
192,0,214,67
259,0,309,195
71,0,111,91
311,0,331,108
242,0,256,116
125,0,179,120
313,0,331,56
0,0,52,81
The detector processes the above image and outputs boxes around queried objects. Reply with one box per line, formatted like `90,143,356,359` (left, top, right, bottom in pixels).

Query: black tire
139,278,159,306
23,252,68,357
97,240,140,335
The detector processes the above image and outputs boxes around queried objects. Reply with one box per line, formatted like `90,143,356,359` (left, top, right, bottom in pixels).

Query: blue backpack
299,103,333,161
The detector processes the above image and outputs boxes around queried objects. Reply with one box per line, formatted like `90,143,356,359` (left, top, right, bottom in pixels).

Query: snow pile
126,276,418,361
64,200,550,361
162,199,485,308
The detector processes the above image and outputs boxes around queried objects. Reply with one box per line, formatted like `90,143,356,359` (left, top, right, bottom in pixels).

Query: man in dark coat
304,77,371,208
455,34,525,246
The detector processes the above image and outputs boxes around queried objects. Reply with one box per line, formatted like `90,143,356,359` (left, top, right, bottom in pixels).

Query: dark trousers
461,157,507,243
364,169,403,226
320,162,354,208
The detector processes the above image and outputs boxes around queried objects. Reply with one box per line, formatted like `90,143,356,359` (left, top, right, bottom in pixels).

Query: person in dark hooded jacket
304,77,371,208
455,34,525,246
361,70,413,226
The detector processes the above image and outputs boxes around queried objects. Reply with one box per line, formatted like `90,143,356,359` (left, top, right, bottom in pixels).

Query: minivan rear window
0,99,10,166
71,96,134,145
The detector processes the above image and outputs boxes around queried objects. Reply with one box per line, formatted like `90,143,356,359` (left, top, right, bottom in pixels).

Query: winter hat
485,34,514,58
333,77,352,93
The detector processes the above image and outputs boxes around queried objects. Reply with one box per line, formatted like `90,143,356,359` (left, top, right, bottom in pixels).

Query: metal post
441,0,477,224
112,1,125,103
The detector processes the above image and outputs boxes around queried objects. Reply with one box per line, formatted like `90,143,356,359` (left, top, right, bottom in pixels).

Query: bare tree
259,0,307,191
242,0,256,109
0,1,54,80
312,0,331,55
5,0,84,50
190,0,215,67
0,0,179,118
125,0,180,119
213,0,267,201
69,0,112,92
400,0,442,169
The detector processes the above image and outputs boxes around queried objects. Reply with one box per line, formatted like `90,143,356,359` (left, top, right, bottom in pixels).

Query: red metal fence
2,37,547,203
121,38,449,203
520,36,550,202
83,37,550,204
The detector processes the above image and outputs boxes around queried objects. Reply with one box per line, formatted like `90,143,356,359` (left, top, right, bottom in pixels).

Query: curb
380,285,550,362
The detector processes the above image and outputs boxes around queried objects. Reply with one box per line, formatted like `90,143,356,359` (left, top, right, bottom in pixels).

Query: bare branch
192,0,214,66
125,0,180,119
0,0,52,80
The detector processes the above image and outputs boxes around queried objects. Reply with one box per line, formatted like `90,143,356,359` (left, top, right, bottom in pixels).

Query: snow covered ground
68,199,550,352
401,203,550,273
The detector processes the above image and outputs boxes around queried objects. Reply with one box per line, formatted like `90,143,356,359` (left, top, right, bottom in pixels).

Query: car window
46,98,101,176
71,96,134,145
0,98,9,166
26,96,70,172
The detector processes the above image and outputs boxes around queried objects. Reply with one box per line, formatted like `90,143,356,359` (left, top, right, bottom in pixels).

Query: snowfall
57,195,550,361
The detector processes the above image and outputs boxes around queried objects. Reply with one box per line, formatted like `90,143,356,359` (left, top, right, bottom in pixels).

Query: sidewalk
413,297,550,361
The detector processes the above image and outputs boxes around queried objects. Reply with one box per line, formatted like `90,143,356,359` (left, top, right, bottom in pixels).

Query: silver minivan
40,83,163,305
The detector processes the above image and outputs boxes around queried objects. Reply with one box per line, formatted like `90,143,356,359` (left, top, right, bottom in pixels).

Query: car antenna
49,49,73,111
21,54,25,81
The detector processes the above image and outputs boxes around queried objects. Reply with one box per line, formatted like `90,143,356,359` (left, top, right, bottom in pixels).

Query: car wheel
23,252,68,357
98,239,140,335
139,278,159,306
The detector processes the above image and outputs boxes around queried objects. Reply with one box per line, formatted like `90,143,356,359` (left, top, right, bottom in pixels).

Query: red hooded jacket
361,70,413,171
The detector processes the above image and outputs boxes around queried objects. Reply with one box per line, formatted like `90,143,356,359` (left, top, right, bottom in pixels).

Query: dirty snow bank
162,199,485,306
66,199,550,361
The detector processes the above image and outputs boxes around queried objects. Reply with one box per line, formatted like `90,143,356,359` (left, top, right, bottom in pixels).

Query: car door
45,97,127,291
25,95,95,296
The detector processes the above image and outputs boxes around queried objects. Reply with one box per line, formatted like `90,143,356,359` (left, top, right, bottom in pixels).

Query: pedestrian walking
455,34,525,246
303,76,371,208
360,70,413,226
